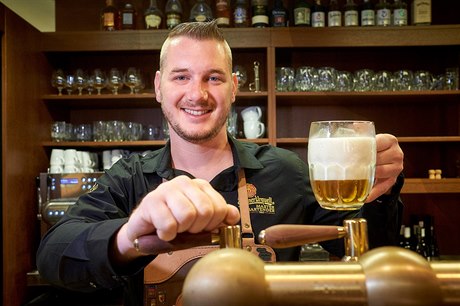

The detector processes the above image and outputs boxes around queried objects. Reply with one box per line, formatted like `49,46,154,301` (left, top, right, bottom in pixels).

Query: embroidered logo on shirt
246,183,275,214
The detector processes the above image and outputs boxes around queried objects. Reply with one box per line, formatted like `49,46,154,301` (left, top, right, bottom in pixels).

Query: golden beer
308,121,376,211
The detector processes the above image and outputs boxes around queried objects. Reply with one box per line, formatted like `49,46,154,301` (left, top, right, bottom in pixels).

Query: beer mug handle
257,122,265,138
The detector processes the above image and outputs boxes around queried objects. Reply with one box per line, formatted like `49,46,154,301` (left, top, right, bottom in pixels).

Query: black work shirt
37,137,403,306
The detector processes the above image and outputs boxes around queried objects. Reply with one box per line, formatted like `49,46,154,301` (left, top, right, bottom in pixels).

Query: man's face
155,36,237,144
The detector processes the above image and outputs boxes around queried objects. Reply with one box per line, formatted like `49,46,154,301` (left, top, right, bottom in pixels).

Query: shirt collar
140,135,264,178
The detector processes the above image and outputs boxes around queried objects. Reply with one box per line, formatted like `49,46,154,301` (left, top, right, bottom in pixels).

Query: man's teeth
184,109,208,116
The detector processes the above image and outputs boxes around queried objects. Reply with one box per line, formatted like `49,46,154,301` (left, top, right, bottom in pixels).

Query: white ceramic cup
80,151,94,168
64,149,79,166
241,106,262,122
244,120,265,139
63,164,80,173
49,165,64,174
50,149,65,166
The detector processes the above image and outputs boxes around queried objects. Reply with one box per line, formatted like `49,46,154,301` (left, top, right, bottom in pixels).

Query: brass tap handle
258,224,347,248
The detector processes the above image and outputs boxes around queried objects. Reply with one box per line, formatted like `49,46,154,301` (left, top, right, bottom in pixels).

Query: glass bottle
165,0,183,29
361,0,375,26
415,227,429,258
327,0,342,27
393,0,407,26
411,0,431,25
376,0,392,26
311,0,326,28
251,0,269,28
402,226,413,250
216,0,231,27
101,0,118,31
271,0,288,27
344,0,359,27
190,0,213,22
234,0,250,27
293,0,311,27
144,0,163,29
428,225,439,261
120,3,136,30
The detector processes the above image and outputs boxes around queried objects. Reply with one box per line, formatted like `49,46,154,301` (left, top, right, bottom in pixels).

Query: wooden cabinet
2,2,460,306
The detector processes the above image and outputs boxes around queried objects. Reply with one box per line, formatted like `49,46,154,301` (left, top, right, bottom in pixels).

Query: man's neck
169,130,234,181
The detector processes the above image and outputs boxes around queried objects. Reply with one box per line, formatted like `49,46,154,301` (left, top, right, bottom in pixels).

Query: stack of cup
241,106,265,139
49,149,98,173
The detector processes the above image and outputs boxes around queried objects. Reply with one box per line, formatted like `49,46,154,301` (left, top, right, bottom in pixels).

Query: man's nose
187,80,208,102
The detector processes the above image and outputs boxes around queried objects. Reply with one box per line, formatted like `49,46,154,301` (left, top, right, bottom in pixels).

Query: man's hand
366,133,404,202
111,176,240,263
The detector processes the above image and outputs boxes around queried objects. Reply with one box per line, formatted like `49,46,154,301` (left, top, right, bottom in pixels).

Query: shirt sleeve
36,155,156,292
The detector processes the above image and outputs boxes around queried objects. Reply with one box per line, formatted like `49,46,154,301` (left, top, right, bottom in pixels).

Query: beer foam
308,136,376,180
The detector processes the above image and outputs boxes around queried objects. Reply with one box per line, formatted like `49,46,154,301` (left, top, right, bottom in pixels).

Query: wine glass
107,68,124,95
124,67,140,94
74,69,87,95
51,69,66,95
91,69,107,95
64,74,76,95
307,121,376,211
134,73,145,94
86,75,95,95
233,65,247,90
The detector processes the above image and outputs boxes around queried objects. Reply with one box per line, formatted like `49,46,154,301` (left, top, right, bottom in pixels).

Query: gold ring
133,238,140,252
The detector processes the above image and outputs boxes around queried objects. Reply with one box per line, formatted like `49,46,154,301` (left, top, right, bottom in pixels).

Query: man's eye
209,76,222,82
175,75,187,81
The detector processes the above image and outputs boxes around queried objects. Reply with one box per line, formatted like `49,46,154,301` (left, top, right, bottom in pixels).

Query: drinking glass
73,69,87,95
233,65,248,90
393,69,413,91
91,69,107,95
372,70,393,91
412,70,433,91
108,68,124,95
276,67,295,92
316,67,337,92
51,69,66,95
308,121,376,210
444,67,459,90
353,69,374,92
64,74,76,95
124,67,140,94
295,66,317,92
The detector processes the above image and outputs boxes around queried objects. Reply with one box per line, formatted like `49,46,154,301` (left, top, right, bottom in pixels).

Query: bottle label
122,13,133,26
361,9,375,26
328,11,342,27
294,7,311,26
145,14,162,29
234,7,248,25
312,12,325,27
344,10,358,26
194,14,208,22
252,15,269,26
412,0,431,24
103,12,115,27
393,8,407,26
376,8,391,26
217,17,230,26
166,13,181,29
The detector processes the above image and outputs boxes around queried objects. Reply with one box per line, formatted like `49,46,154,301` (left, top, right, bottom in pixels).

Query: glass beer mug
307,121,376,210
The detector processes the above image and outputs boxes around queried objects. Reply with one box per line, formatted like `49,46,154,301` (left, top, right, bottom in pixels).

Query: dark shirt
37,137,403,306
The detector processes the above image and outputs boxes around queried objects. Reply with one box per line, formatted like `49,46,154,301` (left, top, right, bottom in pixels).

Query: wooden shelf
402,178,460,194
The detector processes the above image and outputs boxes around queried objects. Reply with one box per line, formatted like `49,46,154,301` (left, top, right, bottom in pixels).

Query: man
37,21,404,306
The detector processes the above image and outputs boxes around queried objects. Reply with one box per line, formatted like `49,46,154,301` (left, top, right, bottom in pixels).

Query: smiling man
37,20,404,306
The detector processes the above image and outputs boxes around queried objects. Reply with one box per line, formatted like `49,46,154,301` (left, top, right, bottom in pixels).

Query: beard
162,103,231,144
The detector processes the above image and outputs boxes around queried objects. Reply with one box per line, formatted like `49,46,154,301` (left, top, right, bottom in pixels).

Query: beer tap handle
258,224,347,248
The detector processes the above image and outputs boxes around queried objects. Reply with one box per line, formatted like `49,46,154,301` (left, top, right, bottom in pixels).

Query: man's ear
154,70,162,103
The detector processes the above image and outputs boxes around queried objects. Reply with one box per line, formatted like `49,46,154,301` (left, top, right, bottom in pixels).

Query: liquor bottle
251,0,269,28
428,225,439,261
120,3,136,30
101,0,119,31
311,0,326,28
402,226,413,250
415,227,429,258
165,0,183,29
190,0,213,22
216,0,231,27
144,0,163,29
376,0,392,26
398,225,406,247
271,0,288,27
393,0,408,26
344,0,359,27
293,0,311,27
411,0,431,25
360,0,375,26
234,0,250,27
327,0,342,27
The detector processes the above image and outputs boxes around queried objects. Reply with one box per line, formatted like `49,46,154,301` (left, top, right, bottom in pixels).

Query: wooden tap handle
258,224,347,248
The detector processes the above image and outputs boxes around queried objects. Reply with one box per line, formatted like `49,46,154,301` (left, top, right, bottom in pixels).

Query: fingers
366,134,404,202
127,176,240,242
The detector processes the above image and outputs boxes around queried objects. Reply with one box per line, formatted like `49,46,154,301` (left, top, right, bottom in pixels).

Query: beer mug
307,121,376,210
